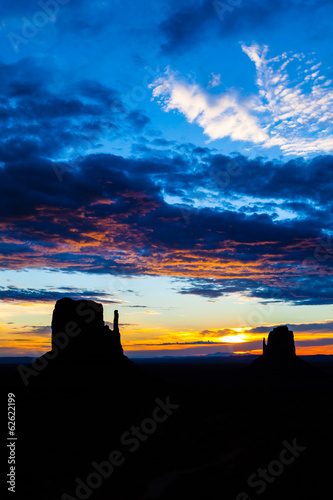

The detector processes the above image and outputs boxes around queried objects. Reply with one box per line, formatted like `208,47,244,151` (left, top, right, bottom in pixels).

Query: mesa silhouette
51,297,123,361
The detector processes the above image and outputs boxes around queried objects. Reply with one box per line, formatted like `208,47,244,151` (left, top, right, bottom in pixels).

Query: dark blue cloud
0,149,332,293
251,321,333,333
0,54,332,308
295,338,333,346
176,274,333,306
159,0,333,53
160,0,214,53
0,58,151,163
0,286,120,304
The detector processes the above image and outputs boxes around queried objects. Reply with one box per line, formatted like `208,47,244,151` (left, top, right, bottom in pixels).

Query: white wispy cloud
150,44,333,156
151,68,268,144
242,43,333,155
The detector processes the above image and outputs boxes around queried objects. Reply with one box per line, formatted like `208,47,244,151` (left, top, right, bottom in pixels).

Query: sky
0,0,332,358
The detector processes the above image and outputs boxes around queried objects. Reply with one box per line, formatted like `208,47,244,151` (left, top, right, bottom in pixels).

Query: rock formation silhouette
262,325,296,360
15,298,170,500
51,297,123,361
251,324,320,378
2,306,332,500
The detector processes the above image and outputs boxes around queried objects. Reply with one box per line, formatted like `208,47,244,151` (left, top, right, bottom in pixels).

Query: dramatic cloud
159,153,333,212
0,147,332,304
0,54,332,312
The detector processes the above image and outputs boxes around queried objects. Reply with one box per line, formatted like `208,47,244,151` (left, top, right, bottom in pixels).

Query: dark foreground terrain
1,354,333,500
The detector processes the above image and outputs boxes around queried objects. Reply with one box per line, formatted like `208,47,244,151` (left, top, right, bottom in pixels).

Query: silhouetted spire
263,336,267,355
114,309,119,333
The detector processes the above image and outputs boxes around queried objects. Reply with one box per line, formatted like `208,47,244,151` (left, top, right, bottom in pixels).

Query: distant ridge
1,354,333,364
0,356,36,364
206,352,237,357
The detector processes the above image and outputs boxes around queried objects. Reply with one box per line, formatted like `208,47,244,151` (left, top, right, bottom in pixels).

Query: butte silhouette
251,324,320,378
17,298,169,500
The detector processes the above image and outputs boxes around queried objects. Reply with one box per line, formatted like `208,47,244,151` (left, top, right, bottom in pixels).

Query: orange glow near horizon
2,340,333,357
217,334,246,343
1,300,333,357
1,323,333,357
